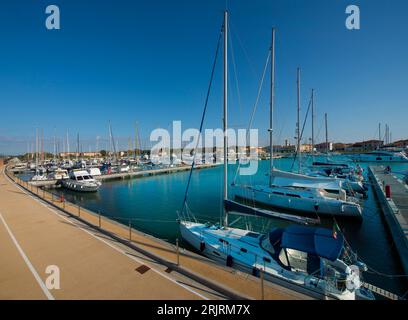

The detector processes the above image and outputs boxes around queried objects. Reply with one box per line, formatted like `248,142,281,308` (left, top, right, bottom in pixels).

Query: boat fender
355,261,368,272
199,241,206,252
226,254,233,267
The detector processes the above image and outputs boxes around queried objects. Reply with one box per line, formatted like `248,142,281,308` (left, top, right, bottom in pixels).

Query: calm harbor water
22,156,408,297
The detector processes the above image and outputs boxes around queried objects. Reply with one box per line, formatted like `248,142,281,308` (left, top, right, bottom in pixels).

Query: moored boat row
178,13,375,300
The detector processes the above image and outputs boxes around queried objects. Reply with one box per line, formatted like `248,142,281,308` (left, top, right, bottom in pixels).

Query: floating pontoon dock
368,166,408,276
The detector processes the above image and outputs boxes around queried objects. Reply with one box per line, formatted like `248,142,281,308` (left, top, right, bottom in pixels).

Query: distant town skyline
1,0,408,155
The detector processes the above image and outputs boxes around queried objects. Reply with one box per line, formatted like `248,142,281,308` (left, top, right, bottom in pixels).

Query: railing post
43,189,45,198
99,212,101,228
260,268,265,300
63,198,65,210
129,220,132,241
176,238,180,266
51,193,54,202
78,204,81,217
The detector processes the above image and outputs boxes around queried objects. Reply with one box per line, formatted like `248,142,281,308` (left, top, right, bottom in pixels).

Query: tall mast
269,28,275,186
77,133,80,160
108,123,112,160
378,123,381,149
109,121,117,162
134,121,139,159
296,67,301,173
96,136,100,154
325,113,329,156
41,129,44,162
53,127,56,162
35,128,38,174
137,124,142,156
66,130,70,161
128,137,132,159
311,89,315,157
223,10,228,227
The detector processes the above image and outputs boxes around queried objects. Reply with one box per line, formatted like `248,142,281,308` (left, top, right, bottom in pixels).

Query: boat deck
0,164,311,300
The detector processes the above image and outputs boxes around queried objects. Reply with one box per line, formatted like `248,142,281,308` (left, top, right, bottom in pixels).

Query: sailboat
31,128,47,181
179,12,372,300
305,110,366,196
230,30,362,219
306,114,367,197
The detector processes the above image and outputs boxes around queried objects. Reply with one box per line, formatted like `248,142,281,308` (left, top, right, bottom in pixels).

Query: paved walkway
0,166,207,300
0,164,311,300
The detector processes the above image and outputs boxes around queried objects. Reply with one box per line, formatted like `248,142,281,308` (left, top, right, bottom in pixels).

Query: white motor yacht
48,168,69,180
61,170,101,192
31,174,48,181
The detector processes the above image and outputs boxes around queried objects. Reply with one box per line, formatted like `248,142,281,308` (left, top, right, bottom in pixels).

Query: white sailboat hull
351,152,408,162
179,221,359,300
61,179,101,192
231,184,362,218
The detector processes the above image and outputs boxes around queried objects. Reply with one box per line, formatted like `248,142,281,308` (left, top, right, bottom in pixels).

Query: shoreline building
345,140,383,153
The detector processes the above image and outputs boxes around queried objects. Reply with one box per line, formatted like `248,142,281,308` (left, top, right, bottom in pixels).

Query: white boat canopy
271,169,342,191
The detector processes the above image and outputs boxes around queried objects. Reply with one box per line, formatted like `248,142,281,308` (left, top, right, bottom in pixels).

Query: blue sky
0,0,407,154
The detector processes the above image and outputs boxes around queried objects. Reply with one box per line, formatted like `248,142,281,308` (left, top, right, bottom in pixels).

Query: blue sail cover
279,225,344,261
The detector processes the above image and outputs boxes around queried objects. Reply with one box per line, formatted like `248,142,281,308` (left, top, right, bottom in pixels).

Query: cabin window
77,176,83,181
218,239,228,245
213,251,220,256
273,191,284,195
261,236,275,255
263,257,271,263
286,193,301,198
286,249,308,272
278,249,289,267
246,232,260,238
240,248,247,253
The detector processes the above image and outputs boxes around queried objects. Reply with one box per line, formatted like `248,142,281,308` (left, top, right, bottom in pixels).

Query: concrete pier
95,163,218,182
1,164,311,300
368,166,408,276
